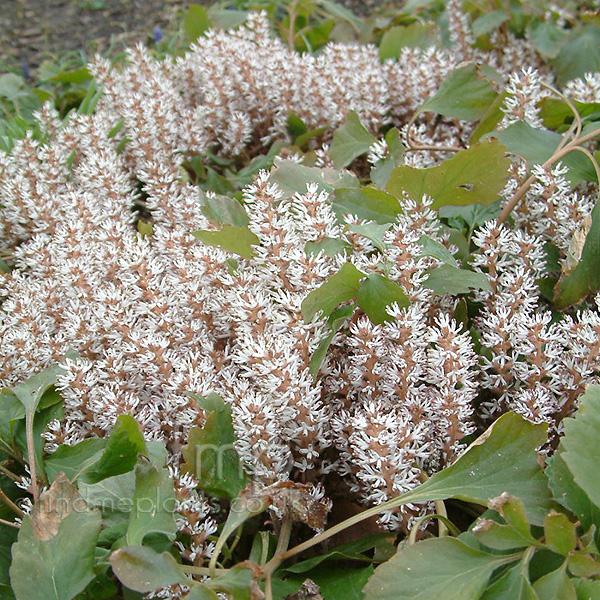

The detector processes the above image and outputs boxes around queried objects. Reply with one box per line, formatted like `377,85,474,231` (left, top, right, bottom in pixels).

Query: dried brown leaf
31,471,89,540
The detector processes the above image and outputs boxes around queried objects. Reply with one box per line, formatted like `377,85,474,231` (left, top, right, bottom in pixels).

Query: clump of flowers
1,7,600,587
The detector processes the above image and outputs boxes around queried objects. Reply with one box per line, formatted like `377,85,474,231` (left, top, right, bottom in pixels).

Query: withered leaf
264,481,331,531
285,579,324,600
31,471,90,540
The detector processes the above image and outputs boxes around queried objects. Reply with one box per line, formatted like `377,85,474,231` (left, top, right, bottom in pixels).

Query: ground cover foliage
2,0,600,598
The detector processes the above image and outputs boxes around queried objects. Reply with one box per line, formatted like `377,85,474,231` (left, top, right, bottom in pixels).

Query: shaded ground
0,0,211,71
0,0,381,73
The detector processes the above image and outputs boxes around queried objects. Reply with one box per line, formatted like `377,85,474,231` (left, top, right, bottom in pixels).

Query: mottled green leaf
528,21,569,58
561,386,600,508
301,262,365,322
357,273,410,324
199,192,249,227
84,415,146,484
545,511,577,556
472,10,509,38
183,4,211,43
109,546,188,593
330,111,377,169
363,538,516,600
424,264,491,295
126,461,176,545
533,563,576,600
270,160,359,199
553,26,600,85
419,64,497,121
546,451,600,532
394,413,553,526
387,140,510,209
554,198,600,309
379,23,439,59
181,393,247,500
192,225,259,259
490,121,596,185
332,187,402,224
10,475,101,600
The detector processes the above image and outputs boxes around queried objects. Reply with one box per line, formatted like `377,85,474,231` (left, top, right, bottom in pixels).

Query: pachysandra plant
1,0,600,598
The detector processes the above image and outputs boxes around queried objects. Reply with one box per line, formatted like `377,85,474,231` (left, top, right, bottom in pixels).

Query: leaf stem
24,413,39,503
0,488,24,518
0,517,20,529
179,565,228,576
498,127,600,224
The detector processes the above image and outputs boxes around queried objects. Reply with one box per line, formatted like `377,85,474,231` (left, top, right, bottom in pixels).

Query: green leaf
545,512,577,556
528,21,569,59
181,393,247,499
305,237,350,258
357,273,410,324
379,23,439,59
126,460,176,545
553,26,600,86
0,74,28,102
418,235,458,267
546,451,600,532
270,160,359,199
303,564,374,600
183,4,211,43
533,563,576,600
554,198,600,309
11,364,65,417
309,304,355,379
568,554,600,578
332,187,402,224
370,128,405,189
48,67,91,84
470,91,509,143
0,524,18,599
45,438,107,482
192,225,259,259
561,386,600,508
330,111,377,169
287,112,308,140
473,519,536,551
424,264,491,295
295,125,329,149
363,537,517,600
301,262,365,322
10,474,101,600
347,222,390,253
418,64,497,121
199,192,249,227
539,98,600,132
207,8,247,30
203,565,255,599
387,140,510,209
471,10,509,38
490,121,596,186
79,471,136,521
109,546,188,593
479,558,538,600
394,413,553,526
439,201,502,232
84,415,147,484
283,533,394,573
573,578,600,599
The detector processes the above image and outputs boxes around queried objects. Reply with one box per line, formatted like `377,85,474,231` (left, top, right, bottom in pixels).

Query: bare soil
0,0,378,73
